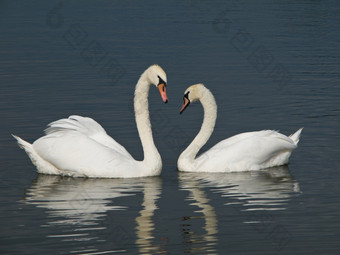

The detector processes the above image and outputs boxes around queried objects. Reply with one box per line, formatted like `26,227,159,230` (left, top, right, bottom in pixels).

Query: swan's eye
184,91,190,100
157,75,166,86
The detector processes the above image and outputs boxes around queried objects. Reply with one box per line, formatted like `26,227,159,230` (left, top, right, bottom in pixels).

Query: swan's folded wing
44,115,132,159
211,130,295,152
209,131,267,151
33,132,136,176
201,130,297,166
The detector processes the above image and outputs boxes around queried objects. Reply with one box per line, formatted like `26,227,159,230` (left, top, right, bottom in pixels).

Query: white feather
178,84,303,172
13,65,167,178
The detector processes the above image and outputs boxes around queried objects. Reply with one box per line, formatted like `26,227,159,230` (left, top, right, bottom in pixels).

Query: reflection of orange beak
180,96,190,114
158,83,168,103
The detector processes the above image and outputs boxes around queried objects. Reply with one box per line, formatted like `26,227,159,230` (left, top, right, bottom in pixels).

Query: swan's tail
289,128,303,145
12,135,60,175
12,134,32,150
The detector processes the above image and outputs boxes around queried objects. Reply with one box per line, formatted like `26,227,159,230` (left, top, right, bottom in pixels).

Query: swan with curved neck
13,65,168,178
178,84,302,172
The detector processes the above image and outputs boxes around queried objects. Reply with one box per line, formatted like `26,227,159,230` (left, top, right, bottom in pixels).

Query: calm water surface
1,1,339,254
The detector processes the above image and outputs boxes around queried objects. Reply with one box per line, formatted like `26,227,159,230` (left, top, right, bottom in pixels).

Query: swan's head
180,83,207,114
146,64,168,103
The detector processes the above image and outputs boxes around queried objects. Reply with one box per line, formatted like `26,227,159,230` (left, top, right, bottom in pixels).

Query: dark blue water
1,1,339,254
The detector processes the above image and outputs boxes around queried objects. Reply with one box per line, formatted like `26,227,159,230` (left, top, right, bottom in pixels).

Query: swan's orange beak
158,83,168,103
180,96,190,114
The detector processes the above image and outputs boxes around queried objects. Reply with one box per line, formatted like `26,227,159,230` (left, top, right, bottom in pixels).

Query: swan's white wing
33,132,137,177
29,115,139,177
44,115,132,158
197,130,297,171
210,130,295,151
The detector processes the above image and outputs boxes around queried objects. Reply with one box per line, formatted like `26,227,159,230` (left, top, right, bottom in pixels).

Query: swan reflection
179,166,301,253
179,174,218,254
180,166,300,211
195,165,300,211
23,174,162,253
135,179,162,254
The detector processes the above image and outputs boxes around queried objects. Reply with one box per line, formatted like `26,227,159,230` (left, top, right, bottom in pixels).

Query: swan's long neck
134,73,161,172
179,90,217,166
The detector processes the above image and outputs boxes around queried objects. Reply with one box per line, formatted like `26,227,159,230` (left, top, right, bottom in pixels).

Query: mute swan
13,65,168,178
177,84,303,172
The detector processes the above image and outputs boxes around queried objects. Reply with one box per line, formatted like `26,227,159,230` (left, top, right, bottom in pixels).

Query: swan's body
177,84,302,172
13,65,168,178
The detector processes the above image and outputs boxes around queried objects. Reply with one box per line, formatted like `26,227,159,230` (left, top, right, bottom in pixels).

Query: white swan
13,65,168,178
177,84,303,172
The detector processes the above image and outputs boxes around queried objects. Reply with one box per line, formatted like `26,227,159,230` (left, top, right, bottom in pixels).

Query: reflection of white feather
180,166,301,211
24,175,142,225
25,176,159,223
135,180,162,254
178,166,300,253
23,175,162,252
